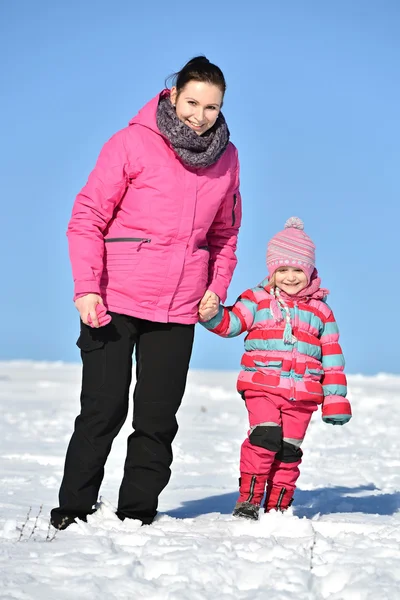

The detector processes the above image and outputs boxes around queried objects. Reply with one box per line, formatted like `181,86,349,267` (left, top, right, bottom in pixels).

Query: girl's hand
199,290,219,322
75,293,103,327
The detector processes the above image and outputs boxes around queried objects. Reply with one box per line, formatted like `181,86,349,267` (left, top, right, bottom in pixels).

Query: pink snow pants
240,391,318,491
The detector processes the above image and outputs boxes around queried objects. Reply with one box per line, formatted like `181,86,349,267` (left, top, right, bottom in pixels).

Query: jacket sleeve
67,130,129,300
200,289,257,337
320,308,352,419
206,148,242,303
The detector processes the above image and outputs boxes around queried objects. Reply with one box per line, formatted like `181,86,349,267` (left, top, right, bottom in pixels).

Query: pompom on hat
267,217,316,284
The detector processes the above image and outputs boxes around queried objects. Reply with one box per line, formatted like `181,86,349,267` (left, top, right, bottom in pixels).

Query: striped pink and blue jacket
202,278,351,419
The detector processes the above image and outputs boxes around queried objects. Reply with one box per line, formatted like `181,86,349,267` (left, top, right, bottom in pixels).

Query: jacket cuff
200,305,224,330
207,279,227,304
322,395,352,417
73,280,101,301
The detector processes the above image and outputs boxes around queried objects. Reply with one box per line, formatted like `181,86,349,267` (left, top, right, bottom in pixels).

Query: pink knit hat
267,217,316,283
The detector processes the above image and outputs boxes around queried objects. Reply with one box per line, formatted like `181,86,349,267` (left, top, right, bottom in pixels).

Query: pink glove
87,304,112,327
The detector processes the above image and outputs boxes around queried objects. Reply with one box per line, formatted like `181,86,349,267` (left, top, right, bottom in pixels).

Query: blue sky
1,1,399,374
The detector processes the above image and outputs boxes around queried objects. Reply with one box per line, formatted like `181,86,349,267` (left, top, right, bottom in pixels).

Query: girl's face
170,80,223,136
274,267,308,295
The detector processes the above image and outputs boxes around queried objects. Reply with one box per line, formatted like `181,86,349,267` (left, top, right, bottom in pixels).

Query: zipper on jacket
291,306,298,401
290,346,297,401
294,302,299,330
232,194,237,227
105,237,151,243
105,237,151,252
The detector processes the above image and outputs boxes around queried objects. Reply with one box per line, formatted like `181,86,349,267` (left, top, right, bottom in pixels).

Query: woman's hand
199,290,219,322
75,294,103,327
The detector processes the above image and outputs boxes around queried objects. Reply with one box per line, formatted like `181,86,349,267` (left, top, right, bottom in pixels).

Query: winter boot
50,508,95,530
232,501,260,521
50,513,83,530
264,485,294,513
232,473,267,521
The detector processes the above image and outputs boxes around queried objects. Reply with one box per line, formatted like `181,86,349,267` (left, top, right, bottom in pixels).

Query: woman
51,56,242,529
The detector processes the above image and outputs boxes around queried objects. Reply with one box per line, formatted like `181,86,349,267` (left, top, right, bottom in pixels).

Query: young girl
199,217,351,521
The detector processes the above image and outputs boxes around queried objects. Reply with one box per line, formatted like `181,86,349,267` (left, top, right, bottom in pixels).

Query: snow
0,361,399,599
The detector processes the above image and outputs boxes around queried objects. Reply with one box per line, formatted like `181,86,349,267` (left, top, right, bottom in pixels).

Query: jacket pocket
105,237,151,244
104,237,151,272
227,192,242,228
252,360,282,388
254,360,283,369
190,245,211,291
304,363,324,398
305,364,324,381
232,194,238,226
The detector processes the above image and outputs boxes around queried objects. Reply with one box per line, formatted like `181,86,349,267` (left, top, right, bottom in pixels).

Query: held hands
75,294,111,328
199,290,220,322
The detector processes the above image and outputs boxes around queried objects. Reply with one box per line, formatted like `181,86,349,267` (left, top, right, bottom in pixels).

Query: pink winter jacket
67,90,242,324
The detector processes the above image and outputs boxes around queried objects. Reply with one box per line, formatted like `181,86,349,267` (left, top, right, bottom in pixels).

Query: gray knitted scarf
156,94,230,168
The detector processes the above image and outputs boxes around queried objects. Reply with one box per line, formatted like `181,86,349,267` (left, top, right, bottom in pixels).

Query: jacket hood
129,89,170,134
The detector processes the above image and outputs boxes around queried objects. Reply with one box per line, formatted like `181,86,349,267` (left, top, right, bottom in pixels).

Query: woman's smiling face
170,80,223,135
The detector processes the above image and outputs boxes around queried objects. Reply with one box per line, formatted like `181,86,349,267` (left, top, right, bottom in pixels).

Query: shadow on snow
165,484,400,519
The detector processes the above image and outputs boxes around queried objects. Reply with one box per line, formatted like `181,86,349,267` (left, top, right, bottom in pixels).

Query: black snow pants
51,312,194,527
